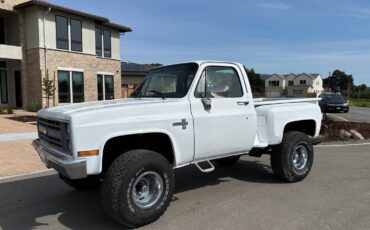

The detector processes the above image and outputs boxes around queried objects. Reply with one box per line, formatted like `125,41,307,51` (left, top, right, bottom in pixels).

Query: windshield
132,63,199,98
323,94,345,102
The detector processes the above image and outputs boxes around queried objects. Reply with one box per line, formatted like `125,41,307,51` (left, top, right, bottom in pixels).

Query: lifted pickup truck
33,61,322,228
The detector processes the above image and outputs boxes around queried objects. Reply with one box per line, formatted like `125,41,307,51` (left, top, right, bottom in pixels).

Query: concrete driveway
327,106,370,122
0,144,369,230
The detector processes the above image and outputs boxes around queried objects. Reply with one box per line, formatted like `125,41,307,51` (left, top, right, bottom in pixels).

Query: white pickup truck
33,61,322,228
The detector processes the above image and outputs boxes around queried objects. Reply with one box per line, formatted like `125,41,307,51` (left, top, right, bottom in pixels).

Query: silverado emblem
172,119,188,130
39,126,48,135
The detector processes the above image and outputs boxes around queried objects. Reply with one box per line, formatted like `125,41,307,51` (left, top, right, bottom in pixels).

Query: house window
56,15,69,50
70,19,82,52
0,70,7,104
0,61,6,68
95,28,112,58
268,80,280,87
95,28,102,56
300,80,307,85
103,30,111,58
0,17,5,44
58,70,84,103
97,74,114,100
288,80,293,86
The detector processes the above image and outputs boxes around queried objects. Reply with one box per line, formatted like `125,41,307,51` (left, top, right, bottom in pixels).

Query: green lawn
349,99,370,107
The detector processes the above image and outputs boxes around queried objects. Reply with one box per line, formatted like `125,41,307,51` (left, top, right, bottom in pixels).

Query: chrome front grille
38,117,71,155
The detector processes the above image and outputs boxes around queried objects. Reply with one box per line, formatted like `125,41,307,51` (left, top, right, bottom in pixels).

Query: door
189,64,257,160
0,70,7,104
14,71,22,107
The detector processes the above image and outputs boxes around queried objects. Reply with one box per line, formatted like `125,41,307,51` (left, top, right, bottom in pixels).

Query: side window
56,15,69,50
70,18,82,52
95,28,102,56
194,66,243,98
103,29,111,58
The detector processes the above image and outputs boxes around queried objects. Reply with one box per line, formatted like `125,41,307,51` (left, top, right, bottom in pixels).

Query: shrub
28,101,42,112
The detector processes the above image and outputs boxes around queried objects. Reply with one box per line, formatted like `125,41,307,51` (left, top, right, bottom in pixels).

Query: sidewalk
0,116,46,177
0,115,37,134
0,139,47,177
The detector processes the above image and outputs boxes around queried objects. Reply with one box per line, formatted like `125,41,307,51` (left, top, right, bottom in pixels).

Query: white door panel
190,64,256,160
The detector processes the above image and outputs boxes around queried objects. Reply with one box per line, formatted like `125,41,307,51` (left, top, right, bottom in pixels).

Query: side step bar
193,160,215,173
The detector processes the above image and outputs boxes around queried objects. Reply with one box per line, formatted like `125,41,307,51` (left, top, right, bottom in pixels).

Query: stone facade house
264,73,324,98
0,0,131,109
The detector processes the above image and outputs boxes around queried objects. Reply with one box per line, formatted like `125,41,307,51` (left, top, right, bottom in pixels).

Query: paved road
1,144,370,230
327,106,370,122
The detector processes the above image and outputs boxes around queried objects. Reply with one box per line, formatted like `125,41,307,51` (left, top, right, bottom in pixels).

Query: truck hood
38,98,173,120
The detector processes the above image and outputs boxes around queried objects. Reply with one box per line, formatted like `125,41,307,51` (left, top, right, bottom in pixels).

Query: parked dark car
319,93,349,113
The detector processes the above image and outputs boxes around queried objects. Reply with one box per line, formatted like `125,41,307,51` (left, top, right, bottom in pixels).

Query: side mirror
201,98,212,110
210,85,229,97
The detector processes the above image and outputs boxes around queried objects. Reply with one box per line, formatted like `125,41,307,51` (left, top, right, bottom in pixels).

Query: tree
353,84,368,99
42,76,56,107
323,69,354,94
244,67,265,95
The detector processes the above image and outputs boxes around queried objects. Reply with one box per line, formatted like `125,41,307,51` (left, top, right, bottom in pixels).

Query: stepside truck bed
254,98,321,106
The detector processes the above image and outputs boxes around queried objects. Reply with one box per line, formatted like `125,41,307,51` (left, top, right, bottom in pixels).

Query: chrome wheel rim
132,171,163,209
292,145,308,170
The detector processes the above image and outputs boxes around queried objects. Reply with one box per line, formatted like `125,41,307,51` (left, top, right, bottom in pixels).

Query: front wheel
101,149,174,229
270,131,314,182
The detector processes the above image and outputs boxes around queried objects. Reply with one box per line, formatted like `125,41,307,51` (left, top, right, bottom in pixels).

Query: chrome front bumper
32,139,87,179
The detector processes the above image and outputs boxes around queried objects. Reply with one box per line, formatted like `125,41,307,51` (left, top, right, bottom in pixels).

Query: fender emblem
172,119,188,130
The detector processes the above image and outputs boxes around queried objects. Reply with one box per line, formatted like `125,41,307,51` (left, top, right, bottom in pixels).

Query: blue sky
49,0,370,85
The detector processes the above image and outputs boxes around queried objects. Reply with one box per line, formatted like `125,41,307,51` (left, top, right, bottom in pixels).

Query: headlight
343,103,348,106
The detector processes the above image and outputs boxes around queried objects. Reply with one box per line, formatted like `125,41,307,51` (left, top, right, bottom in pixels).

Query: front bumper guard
32,139,87,179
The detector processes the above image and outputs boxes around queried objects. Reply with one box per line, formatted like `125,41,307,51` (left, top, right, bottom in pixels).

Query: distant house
121,62,160,98
264,73,324,97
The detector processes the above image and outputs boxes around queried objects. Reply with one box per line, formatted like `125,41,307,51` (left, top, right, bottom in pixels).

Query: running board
193,160,215,173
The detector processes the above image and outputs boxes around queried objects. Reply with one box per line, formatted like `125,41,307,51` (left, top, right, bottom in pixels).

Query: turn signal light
78,150,99,156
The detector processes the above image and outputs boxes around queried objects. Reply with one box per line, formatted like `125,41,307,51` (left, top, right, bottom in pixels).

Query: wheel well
284,120,316,136
102,133,175,173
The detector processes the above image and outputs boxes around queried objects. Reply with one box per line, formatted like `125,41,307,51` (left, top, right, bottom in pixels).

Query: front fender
97,129,188,173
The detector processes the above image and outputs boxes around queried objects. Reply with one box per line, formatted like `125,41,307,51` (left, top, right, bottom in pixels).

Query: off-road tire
101,149,174,229
271,131,314,182
215,155,241,165
59,174,101,191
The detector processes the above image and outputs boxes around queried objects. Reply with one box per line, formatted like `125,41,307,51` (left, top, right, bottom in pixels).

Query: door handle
237,101,249,106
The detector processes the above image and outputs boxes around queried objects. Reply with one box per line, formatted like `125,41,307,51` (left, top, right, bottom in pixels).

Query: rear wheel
101,149,174,229
270,131,314,182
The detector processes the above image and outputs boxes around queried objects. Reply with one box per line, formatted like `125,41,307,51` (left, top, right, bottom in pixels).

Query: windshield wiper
149,90,166,99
